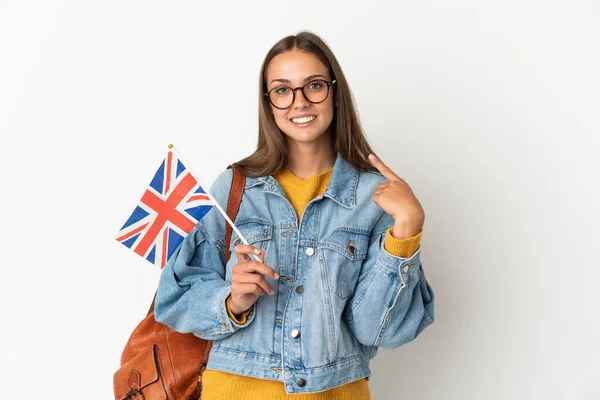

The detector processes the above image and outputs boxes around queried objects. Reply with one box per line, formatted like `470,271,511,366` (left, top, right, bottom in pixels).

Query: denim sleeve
344,213,435,349
154,169,256,340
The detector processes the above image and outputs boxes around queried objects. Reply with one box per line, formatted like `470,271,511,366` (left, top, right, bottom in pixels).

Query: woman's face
265,50,335,147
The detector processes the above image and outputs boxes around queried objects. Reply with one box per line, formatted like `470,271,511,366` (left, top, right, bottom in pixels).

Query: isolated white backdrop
1,1,598,399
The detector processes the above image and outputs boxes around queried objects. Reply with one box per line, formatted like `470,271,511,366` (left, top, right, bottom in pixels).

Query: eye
306,80,324,91
273,86,289,95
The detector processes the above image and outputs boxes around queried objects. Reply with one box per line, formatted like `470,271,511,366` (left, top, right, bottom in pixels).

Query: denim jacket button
297,378,306,387
291,329,300,338
305,247,315,256
402,264,414,274
348,240,356,254
295,285,304,294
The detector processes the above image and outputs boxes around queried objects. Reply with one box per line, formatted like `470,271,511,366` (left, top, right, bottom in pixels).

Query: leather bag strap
224,166,245,262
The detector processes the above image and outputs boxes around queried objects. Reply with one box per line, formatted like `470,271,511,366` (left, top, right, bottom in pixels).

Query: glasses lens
269,86,293,109
303,80,329,103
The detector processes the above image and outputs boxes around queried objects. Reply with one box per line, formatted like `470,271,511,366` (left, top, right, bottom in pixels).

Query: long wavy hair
231,31,377,177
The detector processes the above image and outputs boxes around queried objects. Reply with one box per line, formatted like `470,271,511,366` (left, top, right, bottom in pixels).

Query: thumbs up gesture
368,154,425,240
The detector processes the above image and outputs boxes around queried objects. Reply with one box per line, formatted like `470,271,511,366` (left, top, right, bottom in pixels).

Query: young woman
155,31,435,399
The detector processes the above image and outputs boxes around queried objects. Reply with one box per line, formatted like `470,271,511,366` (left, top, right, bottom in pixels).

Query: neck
286,139,335,179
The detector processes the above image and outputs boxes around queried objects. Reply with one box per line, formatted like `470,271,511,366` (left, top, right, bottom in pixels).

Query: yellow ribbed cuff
226,295,252,325
384,228,423,258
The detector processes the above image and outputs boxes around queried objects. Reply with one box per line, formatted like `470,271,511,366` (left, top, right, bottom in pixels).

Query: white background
1,1,598,399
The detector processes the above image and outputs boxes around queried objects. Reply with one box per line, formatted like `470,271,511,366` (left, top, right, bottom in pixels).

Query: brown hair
231,31,377,177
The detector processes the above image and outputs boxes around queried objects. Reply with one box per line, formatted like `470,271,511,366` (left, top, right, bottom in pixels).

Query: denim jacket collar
244,152,358,209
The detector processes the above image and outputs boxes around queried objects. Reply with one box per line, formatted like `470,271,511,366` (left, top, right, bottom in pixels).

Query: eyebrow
270,74,328,85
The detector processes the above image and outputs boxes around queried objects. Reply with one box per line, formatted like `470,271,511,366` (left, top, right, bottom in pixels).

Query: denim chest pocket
319,228,370,300
227,219,273,274
229,218,272,251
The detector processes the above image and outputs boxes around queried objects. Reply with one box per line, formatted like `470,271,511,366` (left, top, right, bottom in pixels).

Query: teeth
291,116,316,124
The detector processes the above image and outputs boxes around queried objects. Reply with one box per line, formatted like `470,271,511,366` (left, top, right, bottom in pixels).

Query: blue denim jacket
155,153,435,394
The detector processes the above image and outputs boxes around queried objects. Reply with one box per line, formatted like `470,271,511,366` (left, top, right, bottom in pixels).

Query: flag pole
168,144,261,262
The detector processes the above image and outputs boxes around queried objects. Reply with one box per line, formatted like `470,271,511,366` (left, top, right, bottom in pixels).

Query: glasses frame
264,79,337,110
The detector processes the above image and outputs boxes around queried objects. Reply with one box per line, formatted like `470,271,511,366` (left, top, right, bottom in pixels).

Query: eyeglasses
264,79,336,110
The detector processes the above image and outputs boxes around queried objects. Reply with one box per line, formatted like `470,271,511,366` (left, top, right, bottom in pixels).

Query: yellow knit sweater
202,167,423,399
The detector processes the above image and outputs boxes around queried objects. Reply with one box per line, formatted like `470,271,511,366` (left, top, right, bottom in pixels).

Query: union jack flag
116,148,214,268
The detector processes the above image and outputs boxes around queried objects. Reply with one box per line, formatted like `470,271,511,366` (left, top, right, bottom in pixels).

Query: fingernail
274,273,280,280
270,289,275,295
254,249,261,255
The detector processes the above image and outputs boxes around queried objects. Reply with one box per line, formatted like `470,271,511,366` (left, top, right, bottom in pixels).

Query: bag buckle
124,387,145,400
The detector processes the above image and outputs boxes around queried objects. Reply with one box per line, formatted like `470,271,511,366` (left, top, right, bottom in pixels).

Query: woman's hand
368,154,425,239
228,244,279,316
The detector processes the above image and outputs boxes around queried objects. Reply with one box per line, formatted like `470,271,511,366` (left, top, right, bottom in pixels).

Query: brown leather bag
113,167,246,400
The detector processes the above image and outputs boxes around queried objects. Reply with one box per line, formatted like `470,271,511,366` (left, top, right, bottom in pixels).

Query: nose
292,87,310,109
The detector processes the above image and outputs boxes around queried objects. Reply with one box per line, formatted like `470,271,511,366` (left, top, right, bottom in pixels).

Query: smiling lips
291,115,316,124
